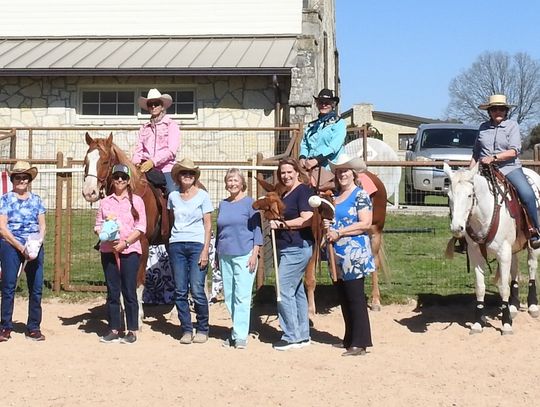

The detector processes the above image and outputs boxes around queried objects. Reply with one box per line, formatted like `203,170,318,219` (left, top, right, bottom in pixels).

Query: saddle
473,164,534,248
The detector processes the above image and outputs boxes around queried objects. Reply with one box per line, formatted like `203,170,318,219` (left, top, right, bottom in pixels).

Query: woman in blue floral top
325,154,375,356
0,161,46,342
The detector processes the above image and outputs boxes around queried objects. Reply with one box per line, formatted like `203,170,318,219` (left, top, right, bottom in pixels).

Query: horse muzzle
450,223,465,238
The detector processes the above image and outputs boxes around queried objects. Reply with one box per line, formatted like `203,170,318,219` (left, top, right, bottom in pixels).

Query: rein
465,165,504,259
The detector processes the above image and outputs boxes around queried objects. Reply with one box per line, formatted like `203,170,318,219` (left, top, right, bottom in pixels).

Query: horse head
82,132,115,202
252,192,285,221
444,162,478,238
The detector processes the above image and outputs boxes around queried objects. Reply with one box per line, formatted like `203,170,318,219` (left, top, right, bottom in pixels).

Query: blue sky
336,0,540,120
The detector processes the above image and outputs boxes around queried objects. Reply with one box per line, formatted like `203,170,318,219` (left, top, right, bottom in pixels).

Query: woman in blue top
325,154,375,356
168,158,213,344
268,158,314,351
0,161,46,342
299,88,346,190
216,168,262,349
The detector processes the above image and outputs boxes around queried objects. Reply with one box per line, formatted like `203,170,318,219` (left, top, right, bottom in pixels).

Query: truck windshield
420,129,478,149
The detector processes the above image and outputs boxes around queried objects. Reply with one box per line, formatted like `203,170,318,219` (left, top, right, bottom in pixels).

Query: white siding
1,0,302,36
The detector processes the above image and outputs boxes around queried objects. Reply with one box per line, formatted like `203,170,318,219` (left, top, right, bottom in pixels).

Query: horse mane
110,143,141,185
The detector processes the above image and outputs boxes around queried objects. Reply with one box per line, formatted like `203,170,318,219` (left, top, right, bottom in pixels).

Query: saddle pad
357,173,378,196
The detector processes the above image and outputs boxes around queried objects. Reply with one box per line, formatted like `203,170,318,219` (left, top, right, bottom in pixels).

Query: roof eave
0,68,293,76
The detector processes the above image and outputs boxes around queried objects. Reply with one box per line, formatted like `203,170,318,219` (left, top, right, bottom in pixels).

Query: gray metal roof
0,36,298,76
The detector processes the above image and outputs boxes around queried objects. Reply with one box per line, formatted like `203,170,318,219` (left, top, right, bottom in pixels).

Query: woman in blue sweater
216,168,262,349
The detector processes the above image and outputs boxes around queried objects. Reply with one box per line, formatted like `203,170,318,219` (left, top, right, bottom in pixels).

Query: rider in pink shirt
132,88,180,194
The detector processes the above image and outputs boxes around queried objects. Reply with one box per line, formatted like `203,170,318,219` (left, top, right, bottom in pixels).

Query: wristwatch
493,155,498,161
124,240,130,248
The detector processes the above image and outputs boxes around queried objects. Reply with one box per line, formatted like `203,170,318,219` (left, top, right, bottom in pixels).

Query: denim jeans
277,242,312,343
164,172,176,195
0,239,44,331
101,252,140,331
506,168,540,230
220,251,256,342
168,241,209,334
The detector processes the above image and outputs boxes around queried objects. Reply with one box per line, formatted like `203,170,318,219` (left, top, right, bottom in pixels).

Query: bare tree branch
446,51,540,128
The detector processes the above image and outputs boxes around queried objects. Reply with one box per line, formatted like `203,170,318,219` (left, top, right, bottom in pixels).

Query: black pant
335,278,372,349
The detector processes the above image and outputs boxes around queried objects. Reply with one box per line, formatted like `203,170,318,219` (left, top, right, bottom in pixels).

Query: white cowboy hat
329,153,367,173
138,88,173,111
171,158,201,182
478,94,515,110
10,160,38,181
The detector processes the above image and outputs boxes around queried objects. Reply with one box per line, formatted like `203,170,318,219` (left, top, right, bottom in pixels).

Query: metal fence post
53,151,64,292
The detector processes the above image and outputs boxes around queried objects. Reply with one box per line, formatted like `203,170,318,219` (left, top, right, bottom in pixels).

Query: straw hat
138,88,173,111
329,153,367,173
10,161,38,181
171,158,200,182
478,94,515,110
313,88,340,104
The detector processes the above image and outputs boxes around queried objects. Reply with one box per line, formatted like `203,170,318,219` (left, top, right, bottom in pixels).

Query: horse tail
445,237,456,259
377,235,390,281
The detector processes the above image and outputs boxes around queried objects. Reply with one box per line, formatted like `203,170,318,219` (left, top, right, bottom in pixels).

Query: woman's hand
112,239,128,253
269,220,286,230
199,248,209,269
322,219,333,229
139,160,154,173
247,254,258,273
326,229,340,243
480,156,496,165
303,158,318,171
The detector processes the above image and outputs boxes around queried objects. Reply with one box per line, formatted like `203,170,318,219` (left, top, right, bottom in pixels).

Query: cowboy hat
478,94,515,110
313,88,340,104
10,161,38,181
329,153,367,173
171,158,200,182
138,88,173,111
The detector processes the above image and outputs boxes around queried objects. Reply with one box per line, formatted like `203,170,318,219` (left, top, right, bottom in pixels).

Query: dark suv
404,123,478,204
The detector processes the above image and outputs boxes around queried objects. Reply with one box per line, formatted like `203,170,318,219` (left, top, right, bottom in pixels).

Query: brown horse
82,133,166,323
254,170,387,316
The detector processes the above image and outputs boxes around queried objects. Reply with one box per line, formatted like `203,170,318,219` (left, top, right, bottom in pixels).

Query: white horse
444,162,540,335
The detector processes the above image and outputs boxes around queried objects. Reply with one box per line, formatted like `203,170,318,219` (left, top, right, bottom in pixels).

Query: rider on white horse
470,94,540,249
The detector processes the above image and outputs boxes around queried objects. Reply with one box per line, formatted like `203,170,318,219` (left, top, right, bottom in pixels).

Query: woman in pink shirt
94,164,146,344
132,88,180,194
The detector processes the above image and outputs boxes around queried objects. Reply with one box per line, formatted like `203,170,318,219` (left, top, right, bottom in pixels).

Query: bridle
84,142,116,199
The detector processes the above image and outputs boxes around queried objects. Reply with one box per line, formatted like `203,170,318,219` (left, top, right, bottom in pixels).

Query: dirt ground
2,295,540,407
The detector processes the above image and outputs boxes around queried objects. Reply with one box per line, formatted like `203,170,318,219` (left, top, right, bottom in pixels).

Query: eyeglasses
13,174,31,182
146,101,162,108
489,106,507,112
179,171,196,177
112,173,129,181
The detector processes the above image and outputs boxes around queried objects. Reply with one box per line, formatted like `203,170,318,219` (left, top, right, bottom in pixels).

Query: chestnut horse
254,170,387,317
82,132,165,323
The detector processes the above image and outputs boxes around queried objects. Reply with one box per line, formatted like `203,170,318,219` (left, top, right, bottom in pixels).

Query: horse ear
256,175,276,193
105,132,113,148
469,162,479,177
443,162,453,179
85,132,93,146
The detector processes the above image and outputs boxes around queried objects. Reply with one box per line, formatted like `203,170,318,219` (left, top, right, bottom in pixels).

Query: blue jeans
101,252,140,331
220,251,256,342
277,242,312,343
506,168,540,230
164,172,176,195
168,241,209,334
0,239,44,331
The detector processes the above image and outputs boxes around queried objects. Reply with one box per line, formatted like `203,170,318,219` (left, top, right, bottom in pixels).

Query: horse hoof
528,305,539,318
501,324,514,335
509,305,519,319
370,304,382,312
469,323,483,334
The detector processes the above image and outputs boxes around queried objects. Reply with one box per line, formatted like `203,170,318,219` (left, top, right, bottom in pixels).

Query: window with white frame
80,88,196,117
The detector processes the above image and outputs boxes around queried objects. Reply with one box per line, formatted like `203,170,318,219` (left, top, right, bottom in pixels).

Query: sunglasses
146,101,162,108
13,174,31,182
112,173,129,181
179,171,196,177
489,106,507,112
316,100,333,106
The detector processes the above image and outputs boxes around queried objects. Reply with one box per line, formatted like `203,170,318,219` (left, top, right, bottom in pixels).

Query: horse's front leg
304,252,317,321
527,247,539,317
468,243,488,334
370,230,382,311
136,235,150,330
497,244,513,335
509,255,520,319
